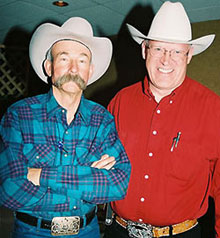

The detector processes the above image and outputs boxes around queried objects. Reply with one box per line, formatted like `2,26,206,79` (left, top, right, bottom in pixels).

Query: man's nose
161,50,171,64
69,60,78,73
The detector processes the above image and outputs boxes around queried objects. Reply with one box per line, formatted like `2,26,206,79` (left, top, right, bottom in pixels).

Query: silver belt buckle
51,216,80,236
127,220,153,238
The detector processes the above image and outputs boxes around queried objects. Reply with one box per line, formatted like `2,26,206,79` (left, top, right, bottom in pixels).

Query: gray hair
46,47,53,61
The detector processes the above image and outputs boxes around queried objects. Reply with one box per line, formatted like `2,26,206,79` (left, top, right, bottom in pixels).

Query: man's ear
187,46,194,64
44,59,52,77
141,41,147,60
89,64,94,79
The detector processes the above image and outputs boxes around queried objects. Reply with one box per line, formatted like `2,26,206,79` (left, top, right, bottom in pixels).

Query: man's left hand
27,168,42,186
91,154,116,170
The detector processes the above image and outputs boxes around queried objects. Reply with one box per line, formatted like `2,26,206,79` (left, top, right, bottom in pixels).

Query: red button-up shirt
108,76,220,236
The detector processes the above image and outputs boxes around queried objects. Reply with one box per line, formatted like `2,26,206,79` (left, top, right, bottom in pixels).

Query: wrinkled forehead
48,39,92,59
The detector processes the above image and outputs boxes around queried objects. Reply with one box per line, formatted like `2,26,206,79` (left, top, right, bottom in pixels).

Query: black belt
16,208,96,230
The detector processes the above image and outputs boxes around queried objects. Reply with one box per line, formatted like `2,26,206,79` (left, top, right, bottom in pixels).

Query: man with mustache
0,17,131,238
53,74,87,91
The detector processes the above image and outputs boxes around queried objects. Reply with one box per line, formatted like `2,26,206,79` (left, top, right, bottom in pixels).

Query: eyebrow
149,43,191,50
57,51,91,59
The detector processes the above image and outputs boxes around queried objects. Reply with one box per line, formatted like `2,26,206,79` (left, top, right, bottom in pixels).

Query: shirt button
144,175,149,179
156,109,161,114
170,100,173,104
36,155,40,159
62,109,65,113
139,218,143,222
65,131,69,134
149,152,153,157
73,206,77,210
64,154,68,157
140,197,145,202
152,130,157,135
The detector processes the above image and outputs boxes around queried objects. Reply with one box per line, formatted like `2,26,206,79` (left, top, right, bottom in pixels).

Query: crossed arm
0,108,131,210
27,154,116,186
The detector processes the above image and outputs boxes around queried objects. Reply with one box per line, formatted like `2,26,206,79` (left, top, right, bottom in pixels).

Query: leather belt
115,215,198,237
16,208,96,230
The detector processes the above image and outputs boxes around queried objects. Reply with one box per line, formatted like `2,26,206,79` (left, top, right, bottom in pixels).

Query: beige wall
84,19,220,107
189,20,220,94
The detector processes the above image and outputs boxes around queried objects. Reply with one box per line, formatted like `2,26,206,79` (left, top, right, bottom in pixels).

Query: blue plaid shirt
0,89,131,219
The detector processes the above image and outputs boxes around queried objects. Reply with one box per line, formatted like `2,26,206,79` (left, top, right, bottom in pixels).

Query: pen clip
170,132,181,152
57,141,68,153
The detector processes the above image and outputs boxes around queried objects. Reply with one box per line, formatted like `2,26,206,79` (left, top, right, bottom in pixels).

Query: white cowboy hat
127,1,215,55
29,17,112,85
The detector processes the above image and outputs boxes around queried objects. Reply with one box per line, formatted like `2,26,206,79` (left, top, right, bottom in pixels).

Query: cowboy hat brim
127,23,215,55
29,19,112,85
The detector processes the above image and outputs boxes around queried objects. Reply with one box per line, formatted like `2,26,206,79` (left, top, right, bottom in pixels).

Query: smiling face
44,40,94,94
142,40,193,100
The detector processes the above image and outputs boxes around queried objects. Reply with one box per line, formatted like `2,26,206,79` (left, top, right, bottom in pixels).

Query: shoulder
110,81,143,105
116,81,142,97
187,78,220,102
184,78,220,118
83,97,114,121
5,93,48,116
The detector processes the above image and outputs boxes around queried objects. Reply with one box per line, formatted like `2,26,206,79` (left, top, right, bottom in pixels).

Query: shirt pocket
168,140,208,182
74,145,100,166
24,144,56,167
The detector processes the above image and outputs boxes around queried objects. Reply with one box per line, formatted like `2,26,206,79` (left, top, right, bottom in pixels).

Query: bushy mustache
53,74,87,90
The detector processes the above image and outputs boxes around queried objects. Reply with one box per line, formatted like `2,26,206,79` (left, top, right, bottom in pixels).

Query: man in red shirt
104,1,219,238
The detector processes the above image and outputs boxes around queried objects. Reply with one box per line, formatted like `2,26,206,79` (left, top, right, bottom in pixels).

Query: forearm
39,153,130,203
0,178,47,210
0,149,47,210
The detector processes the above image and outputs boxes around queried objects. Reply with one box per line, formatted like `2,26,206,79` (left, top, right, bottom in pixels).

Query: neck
52,86,82,124
149,84,173,103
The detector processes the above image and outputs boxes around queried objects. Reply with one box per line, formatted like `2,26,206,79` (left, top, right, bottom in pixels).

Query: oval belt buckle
51,216,80,236
127,220,153,238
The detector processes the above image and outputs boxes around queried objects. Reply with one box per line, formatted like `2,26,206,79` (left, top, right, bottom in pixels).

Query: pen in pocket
170,132,181,152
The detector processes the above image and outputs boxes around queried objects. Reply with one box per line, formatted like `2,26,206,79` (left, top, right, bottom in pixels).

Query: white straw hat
29,17,112,85
127,1,215,55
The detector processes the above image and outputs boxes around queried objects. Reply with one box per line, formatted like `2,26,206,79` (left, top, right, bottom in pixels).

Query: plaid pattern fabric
0,90,131,219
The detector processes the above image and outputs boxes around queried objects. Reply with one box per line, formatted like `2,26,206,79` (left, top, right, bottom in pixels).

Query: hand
27,168,42,186
91,154,116,170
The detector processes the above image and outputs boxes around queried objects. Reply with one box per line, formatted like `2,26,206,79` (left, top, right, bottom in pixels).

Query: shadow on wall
1,4,152,111
4,26,50,98
0,27,50,118
85,4,154,107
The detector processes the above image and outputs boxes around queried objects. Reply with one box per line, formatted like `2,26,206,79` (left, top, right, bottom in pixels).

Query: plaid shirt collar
46,89,89,126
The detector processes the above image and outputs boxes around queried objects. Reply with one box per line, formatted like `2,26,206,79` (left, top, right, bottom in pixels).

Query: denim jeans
12,216,100,238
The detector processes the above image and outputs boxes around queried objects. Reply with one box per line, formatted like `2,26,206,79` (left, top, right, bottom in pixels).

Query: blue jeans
12,216,100,238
